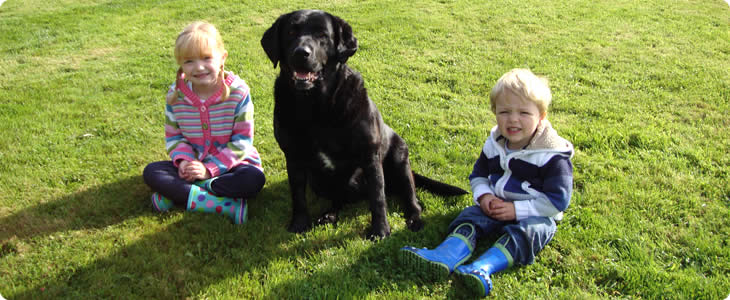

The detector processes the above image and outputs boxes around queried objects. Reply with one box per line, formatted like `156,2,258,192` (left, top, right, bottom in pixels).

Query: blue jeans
143,161,266,206
448,205,556,266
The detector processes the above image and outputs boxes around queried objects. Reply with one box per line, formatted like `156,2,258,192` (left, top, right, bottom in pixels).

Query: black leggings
143,161,266,206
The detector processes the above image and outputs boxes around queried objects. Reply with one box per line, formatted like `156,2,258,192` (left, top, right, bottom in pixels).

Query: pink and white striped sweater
164,72,262,177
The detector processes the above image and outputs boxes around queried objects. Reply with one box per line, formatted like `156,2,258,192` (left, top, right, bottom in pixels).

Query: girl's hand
487,198,516,221
178,160,192,181
184,160,211,181
478,193,500,215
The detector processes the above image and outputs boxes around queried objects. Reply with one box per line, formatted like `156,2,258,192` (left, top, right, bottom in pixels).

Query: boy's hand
478,193,500,215
488,198,516,221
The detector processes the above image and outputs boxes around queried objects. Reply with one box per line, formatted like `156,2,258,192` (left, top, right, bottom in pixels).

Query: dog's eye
314,32,327,38
288,30,296,36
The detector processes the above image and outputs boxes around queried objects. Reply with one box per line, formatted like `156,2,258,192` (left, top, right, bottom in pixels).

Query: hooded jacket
469,120,574,221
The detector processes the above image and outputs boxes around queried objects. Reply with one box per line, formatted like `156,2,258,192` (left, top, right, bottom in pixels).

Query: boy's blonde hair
489,68,552,115
166,21,229,104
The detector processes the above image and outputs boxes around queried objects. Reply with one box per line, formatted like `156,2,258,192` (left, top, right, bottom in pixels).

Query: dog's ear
331,14,358,64
261,13,289,68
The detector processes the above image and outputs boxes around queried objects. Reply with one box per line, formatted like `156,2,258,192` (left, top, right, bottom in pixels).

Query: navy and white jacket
469,120,574,221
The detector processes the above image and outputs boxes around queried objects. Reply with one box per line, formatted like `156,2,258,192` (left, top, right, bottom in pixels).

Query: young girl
143,21,265,224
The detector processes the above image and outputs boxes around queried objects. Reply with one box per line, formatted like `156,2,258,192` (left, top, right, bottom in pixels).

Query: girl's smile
181,49,228,98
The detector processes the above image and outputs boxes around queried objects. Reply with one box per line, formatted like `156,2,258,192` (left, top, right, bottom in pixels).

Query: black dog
261,10,466,239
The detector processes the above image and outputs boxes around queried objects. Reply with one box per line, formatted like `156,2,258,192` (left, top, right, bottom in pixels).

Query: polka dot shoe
187,185,248,224
151,192,174,212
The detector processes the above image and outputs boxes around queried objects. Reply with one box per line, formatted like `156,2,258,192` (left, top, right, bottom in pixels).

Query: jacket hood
491,120,574,155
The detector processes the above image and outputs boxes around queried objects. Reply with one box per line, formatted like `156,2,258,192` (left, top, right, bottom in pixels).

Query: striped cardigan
164,72,262,177
469,120,573,221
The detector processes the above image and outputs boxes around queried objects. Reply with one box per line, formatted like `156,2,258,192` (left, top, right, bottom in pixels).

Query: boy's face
495,90,546,150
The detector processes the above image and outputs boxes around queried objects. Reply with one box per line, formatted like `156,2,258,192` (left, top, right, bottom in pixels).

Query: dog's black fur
261,10,467,239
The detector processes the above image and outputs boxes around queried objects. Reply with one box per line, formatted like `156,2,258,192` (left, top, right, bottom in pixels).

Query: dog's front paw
366,224,391,240
317,212,338,225
405,216,424,232
288,214,311,233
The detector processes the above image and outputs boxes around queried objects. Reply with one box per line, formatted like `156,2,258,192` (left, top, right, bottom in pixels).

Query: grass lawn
1,0,728,298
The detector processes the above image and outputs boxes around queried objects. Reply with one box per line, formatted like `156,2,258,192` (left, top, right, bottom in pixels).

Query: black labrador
261,10,466,239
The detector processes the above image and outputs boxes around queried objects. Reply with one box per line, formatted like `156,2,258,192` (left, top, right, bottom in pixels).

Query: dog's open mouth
293,71,319,83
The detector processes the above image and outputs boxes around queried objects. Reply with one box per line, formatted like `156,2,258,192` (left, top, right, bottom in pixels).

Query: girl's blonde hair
489,68,552,115
166,21,230,105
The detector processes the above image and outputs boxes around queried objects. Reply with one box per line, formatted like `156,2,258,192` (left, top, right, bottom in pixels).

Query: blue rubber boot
399,223,475,281
187,185,248,224
454,245,513,297
193,178,216,194
151,192,174,212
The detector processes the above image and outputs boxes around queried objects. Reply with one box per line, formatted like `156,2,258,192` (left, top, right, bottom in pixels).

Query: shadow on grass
0,175,150,246
7,177,477,299
7,177,292,298
260,211,496,299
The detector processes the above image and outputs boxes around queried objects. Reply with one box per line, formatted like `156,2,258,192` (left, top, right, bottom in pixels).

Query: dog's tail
412,172,468,196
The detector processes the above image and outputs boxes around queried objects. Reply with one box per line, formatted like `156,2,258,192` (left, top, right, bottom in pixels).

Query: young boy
400,68,574,297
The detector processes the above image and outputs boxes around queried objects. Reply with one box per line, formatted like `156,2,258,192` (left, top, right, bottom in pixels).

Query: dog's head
261,10,358,91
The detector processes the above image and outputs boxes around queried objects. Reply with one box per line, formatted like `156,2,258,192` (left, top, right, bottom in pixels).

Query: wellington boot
187,185,248,224
454,246,512,297
399,223,475,281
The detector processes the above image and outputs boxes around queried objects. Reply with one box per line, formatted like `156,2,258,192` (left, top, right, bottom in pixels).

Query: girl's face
181,48,227,91
495,89,546,150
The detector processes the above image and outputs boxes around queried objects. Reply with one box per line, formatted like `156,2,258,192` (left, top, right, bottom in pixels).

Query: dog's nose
294,46,311,58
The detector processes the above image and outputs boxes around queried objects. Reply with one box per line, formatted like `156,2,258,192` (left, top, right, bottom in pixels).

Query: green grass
1,0,728,298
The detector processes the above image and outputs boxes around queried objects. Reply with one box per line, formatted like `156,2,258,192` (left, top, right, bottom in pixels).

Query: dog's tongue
294,71,317,81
